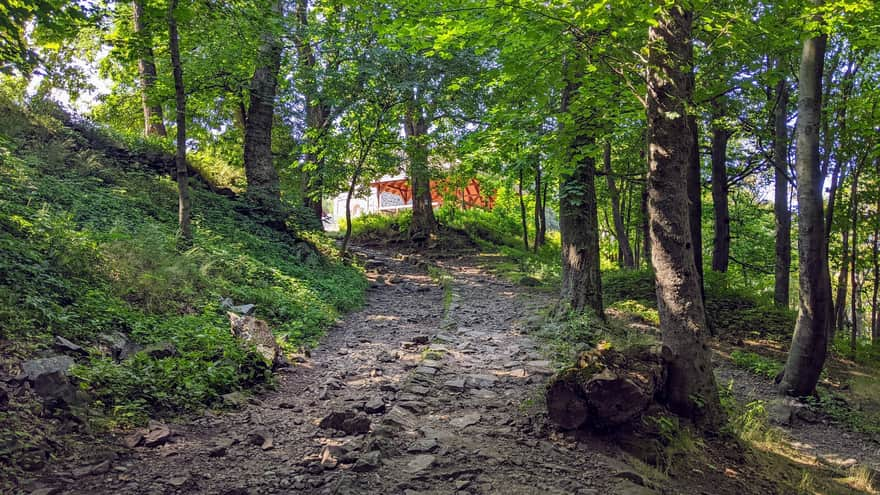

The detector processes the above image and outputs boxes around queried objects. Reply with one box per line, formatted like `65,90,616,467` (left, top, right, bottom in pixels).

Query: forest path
41,249,650,495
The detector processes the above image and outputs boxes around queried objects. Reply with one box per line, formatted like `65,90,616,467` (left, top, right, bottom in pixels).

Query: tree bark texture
646,5,721,426
243,0,283,212
404,105,437,242
773,70,791,307
296,0,329,225
533,163,546,250
850,166,859,350
779,3,832,397
605,140,635,268
559,70,603,317
518,166,529,250
835,228,850,337
133,0,166,137
167,0,190,245
710,123,731,273
686,115,705,304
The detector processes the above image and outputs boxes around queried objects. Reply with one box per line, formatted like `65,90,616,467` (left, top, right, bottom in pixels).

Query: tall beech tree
646,3,721,426
772,64,791,307
243,0,283,212
779,0,832,397
559,55,603,317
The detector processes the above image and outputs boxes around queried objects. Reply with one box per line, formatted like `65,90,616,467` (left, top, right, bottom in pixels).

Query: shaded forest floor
14,246,879,494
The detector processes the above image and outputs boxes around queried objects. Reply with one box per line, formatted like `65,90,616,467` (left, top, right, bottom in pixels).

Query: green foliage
0,98,364,422
646,414,702,475
607,299,660,325
602,269,657,306
347,211,412,244
730,351,784,379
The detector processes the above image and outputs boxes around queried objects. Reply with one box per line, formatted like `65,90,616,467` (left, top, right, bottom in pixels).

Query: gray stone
71,460,111,479
450,412,481,428
98,332,141,361
246,428,274,450
443,378,466,392
364,397,386,414
32,371,78,407
406,437,438,454
143,424,172,447
351,451,381,472
414,366,437,376
53,336,87,356
376,350,397,363
319,411,371,435
21,356,75,381
466,374,497,388
403,454,435,474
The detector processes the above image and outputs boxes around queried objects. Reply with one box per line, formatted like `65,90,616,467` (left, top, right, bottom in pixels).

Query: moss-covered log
546,346,667,430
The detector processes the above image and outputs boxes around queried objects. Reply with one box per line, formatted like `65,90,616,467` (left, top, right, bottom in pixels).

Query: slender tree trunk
295,0,328,226
872,190,879,344
518,165,529,250
540,181,548,243
823,62,855,251
779,1,832,397
710,123,731,273
640,179,650,269
773,70,791,307
404,105,436,242
534,163,545,250
559,64,603,317
687,115,705,302
646,5,720,426
850,166,859,350
835,228,850,337
167,0,190,245
604,140,635,268
133,0,166,137
341,162,364,255
243,0,283,212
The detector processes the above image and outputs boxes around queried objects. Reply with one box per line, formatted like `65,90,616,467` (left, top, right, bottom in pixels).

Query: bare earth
24,250,654,495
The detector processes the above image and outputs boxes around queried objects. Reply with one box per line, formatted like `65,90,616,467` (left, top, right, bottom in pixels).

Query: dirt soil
18,249,665,495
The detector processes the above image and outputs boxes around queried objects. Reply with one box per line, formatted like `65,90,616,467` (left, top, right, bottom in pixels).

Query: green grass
0,97,366,425
730,351,784,379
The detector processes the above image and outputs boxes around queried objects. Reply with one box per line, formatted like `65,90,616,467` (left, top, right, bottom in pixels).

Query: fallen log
546,345,668,430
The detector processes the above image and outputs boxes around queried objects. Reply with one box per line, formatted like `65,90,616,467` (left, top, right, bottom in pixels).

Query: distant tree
167,0,191,245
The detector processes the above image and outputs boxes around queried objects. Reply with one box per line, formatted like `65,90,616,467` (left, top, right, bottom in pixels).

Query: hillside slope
0,98,365,483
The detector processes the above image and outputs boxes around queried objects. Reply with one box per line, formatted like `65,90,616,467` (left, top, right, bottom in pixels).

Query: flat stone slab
450,412,481,428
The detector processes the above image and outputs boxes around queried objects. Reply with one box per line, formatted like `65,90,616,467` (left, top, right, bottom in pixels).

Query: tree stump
546,345,668,430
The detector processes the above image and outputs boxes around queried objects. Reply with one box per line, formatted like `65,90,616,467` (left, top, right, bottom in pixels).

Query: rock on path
27,249,648,495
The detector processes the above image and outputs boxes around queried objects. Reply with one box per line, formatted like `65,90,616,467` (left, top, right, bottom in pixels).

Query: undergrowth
0,97,365,425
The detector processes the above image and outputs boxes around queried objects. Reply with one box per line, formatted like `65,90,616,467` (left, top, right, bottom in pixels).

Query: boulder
32,371,79,408
21,356,75,382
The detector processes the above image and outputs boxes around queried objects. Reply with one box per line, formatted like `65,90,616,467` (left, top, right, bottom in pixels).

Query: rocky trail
21,250,653,495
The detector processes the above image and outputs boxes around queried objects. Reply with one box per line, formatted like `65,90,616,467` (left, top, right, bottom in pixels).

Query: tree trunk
779,2,832,397
687,115,705,303
646,5,721,426
850,166,859,350
559,67,603,317
640,178,650,269
872,189,879,345
243,0,283,212
546,346,666,430
518,165,529,250
534,163,545,250
773,69,791,307
404,105,436,242
167,0,190,245
341,162,364,255
296,0,328,226
133,0,166,137
835,228,850,337
604,140,635,268
710,122,731,273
